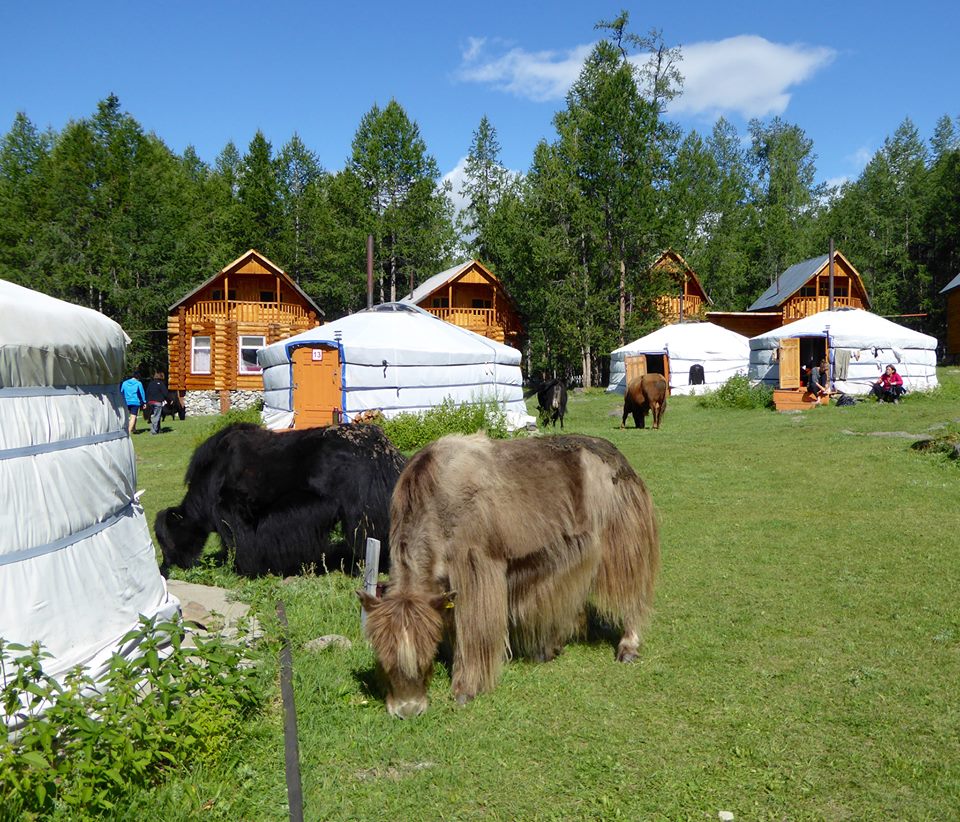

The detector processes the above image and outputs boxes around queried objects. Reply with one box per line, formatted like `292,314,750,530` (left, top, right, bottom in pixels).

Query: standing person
120,374,146,435
870,364,904,402
145,371,168,435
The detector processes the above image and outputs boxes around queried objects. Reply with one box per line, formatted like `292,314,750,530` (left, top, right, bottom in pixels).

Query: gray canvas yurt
0,280,178,721
749,308,939,394
607,322,750,395
259,303,534,430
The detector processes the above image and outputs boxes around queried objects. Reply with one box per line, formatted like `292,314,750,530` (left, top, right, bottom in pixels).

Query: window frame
191,335,212,375
238,335,266,375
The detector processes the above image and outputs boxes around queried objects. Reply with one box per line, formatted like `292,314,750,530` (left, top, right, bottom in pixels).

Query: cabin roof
748,255,829,311
940,272,960,294
400,259,518,314
168,249,324,316
400,260,477,305
654,249,712,305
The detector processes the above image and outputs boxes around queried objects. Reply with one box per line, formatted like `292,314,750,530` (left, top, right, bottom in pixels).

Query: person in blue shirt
120,375,146,435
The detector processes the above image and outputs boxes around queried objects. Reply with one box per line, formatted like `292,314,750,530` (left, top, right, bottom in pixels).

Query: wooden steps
773,388,828,412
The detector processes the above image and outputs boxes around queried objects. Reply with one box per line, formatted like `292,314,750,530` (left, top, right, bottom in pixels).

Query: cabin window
799,285,816,297
191,336,212,374
239,335,266,374
432,297,449,308
260,291,275,303
471,298,492,309
212,289,237,301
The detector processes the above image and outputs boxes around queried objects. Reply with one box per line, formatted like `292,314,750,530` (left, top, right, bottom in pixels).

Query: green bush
378,397,511,452
192,405,263,447
0,617,263,818
697,373,775,410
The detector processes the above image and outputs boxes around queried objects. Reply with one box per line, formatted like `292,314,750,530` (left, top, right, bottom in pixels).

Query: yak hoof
616,646,639,663
455,693,473,707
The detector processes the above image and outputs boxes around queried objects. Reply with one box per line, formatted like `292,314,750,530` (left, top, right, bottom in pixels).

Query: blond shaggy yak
358,433,660,718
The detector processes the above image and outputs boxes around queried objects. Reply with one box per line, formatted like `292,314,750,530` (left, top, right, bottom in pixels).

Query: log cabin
940,272,960,360
167,250,323,414
400,259,523,347
707,249,870,337
651,250,711,323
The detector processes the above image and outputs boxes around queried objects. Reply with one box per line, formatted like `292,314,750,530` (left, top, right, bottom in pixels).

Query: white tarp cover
259,303,534,429
0,279,178,699
607,322,750,396
749,308,939,394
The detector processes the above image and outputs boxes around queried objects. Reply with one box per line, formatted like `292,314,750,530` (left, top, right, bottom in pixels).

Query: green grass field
128,371,960,821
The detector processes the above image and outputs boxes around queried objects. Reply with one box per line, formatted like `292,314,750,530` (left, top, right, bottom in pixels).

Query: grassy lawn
128,371,960,821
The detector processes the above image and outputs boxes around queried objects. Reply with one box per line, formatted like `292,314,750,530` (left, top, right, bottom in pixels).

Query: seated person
870,364,905,402
806,360,827,403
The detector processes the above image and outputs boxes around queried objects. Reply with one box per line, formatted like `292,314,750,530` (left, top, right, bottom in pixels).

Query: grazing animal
536,378,568,428
621,373,668,430
358,433,659,718
142,389,186,425
155,423,405,577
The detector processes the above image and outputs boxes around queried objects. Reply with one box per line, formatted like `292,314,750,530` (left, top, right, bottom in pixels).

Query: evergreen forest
2,15,958,381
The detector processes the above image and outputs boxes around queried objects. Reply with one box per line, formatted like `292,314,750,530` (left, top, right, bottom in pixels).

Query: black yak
536,378,568,429
155,423,405,577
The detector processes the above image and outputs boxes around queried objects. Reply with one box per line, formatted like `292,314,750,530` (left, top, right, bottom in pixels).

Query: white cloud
665,35,835,118
849,145,874,169
457,38,592,103
442,156,470,215
457,34,835,118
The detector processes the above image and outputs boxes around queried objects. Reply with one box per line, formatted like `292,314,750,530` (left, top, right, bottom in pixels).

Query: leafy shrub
0,617,263,818
697,374,775,410
378,397,511,452
193,405,263,447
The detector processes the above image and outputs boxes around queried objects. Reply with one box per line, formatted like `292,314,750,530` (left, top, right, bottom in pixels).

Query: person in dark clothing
145,371,168,434
807,360,827,405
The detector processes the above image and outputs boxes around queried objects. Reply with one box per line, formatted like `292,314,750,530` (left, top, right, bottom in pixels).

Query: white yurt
0,280,178,713
607,322,750,395
259,303,534,430
749,308,939,394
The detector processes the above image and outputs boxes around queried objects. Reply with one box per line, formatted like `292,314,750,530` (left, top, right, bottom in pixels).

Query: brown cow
621,373,668,430
358,433,660,718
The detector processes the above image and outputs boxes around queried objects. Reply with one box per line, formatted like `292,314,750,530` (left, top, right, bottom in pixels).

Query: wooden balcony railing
424,306,513,339
656,294,704,321
782,296,863,321
184,300,311,323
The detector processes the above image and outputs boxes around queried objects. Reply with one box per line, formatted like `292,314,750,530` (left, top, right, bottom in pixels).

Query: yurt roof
0,279,128,386
259,302,520,368
612,322,749,358
749,308,938,350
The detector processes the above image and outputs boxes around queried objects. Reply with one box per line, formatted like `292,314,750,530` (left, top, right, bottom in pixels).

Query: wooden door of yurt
778,338,800,388
625,354,647,385
292,345,342,428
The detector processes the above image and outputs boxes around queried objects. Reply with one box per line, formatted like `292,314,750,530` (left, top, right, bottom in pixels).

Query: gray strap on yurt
0,500,135,567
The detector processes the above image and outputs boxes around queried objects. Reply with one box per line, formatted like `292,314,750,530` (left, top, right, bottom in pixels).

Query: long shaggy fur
362,433,659,712
155,422,405,577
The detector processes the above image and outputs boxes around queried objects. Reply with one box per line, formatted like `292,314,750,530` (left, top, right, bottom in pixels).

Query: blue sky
2,1,957,200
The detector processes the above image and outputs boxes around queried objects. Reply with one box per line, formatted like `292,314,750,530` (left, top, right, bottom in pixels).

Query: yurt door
292,345,342,428
625,354,647,385
778,338,800,388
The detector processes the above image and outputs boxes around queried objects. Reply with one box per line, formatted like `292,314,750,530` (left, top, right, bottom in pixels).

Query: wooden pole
366,235,374,309
360,537,381,631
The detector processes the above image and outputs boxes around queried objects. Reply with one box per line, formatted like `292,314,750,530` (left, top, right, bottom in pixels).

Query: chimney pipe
828,237,835,311
366,235,374,309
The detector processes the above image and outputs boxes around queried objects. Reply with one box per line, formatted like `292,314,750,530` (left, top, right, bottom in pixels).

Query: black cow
536,378,568,429
154,422,405,577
